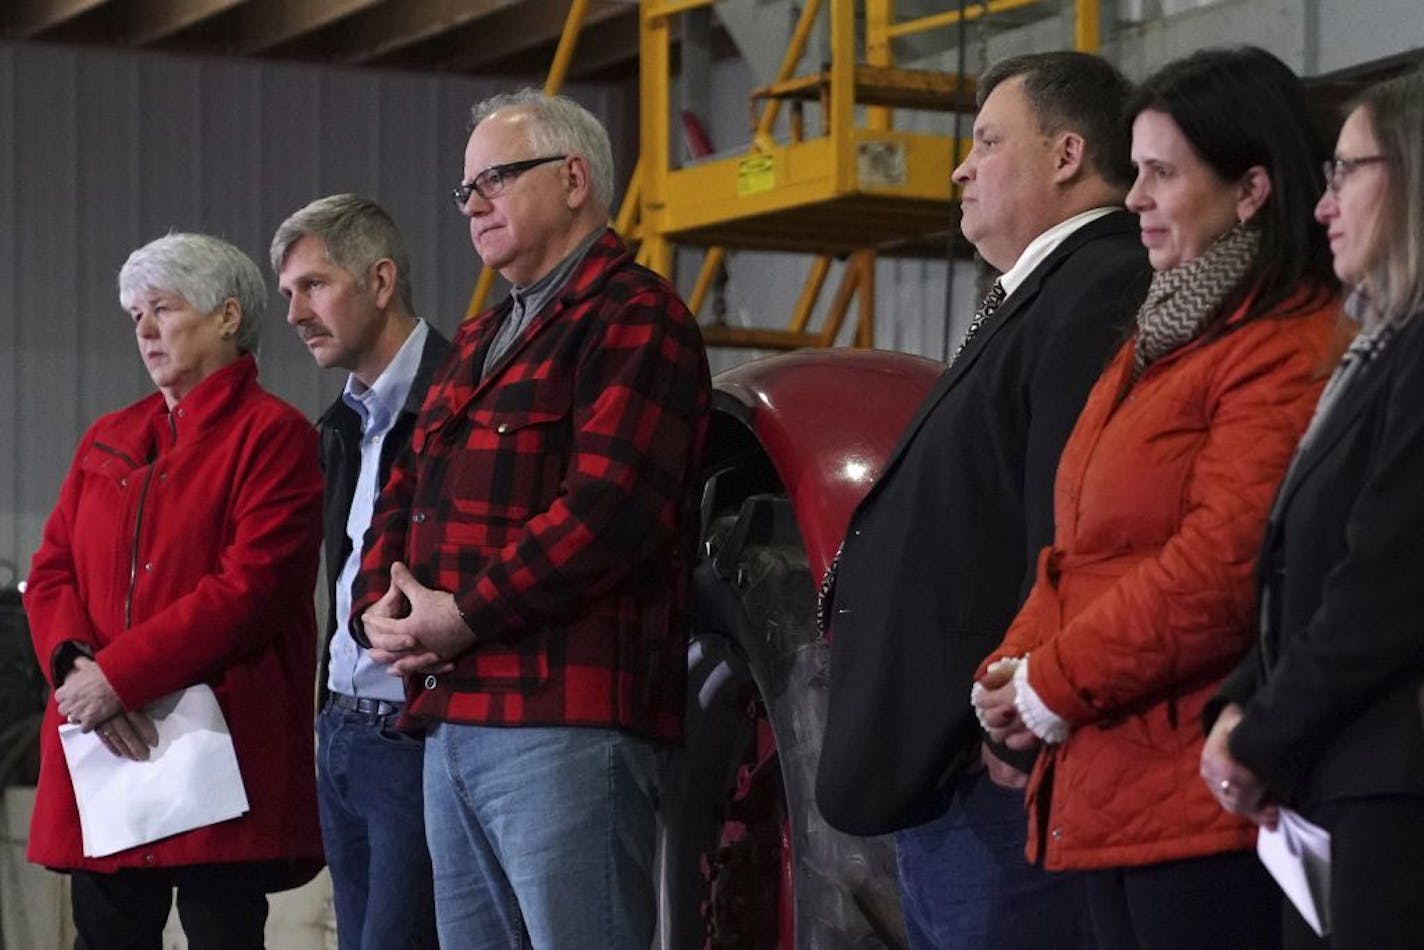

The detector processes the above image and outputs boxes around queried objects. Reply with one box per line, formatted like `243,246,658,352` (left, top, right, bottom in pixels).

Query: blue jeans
317,702,437,950
422,723,663,950
896,768,1093,950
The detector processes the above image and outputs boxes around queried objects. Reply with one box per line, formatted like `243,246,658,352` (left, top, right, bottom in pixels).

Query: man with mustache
273,193,449,950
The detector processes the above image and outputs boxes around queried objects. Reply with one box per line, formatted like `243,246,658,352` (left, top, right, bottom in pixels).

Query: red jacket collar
94,354,260,464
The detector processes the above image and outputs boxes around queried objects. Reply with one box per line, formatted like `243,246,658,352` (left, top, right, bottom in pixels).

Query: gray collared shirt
481,228,603,380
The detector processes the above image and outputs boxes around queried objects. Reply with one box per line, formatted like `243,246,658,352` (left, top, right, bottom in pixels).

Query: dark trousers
1085,849,1280,950
317,701,437,950
70,863,268,950
895,768,1094,950
1283,796,1424,950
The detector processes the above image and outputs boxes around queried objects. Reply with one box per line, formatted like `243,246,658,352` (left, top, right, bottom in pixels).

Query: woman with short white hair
25,232,324,947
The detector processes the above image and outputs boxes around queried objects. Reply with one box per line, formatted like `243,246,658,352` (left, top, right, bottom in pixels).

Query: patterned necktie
949,279,1006,367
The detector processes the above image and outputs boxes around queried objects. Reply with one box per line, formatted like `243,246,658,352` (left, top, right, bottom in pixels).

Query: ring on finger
1219,779,1232,793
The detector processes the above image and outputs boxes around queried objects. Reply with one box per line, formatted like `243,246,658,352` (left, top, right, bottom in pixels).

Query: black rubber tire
658,494,906,950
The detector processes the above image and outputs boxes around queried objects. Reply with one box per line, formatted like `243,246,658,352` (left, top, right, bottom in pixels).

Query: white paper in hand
58,685,249,858
1257,808,1331,936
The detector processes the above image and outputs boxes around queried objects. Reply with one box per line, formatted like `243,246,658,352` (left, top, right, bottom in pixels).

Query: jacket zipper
123,415,173,628
124,466,156,629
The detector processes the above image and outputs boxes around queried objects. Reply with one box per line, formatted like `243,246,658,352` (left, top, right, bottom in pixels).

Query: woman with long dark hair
972,46,1340,949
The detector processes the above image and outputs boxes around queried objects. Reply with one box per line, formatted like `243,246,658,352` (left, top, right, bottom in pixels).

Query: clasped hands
973,659,1039,751
363,561,476,677
972,659,1038,789
1199,702,1278,829
54,656,158,762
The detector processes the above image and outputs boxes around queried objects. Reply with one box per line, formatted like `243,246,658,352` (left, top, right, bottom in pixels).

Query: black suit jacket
315,324,451,705
815,211,1150,835
1214,310,1424,807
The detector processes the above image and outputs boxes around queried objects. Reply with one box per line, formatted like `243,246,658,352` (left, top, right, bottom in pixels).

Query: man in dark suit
273,194,450,950
815,53,1151,949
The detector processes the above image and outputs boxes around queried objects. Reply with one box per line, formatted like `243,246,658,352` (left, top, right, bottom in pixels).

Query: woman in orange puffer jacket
973,46,1340,950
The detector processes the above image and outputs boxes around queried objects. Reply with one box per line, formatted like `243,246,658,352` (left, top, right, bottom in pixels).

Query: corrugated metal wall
0,40,631,572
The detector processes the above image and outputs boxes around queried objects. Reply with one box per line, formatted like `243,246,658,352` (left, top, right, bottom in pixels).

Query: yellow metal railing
639,0,968,349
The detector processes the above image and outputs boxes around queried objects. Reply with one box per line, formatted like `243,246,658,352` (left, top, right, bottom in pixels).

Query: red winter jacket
982,292,1338,870
351,230,711,740
25,356,324,881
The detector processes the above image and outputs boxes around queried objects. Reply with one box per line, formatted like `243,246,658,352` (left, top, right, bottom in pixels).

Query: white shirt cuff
1013,657,1070,744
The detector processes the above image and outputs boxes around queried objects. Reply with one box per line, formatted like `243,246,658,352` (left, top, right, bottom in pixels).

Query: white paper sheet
58,685,249,858
1257,808,1332,937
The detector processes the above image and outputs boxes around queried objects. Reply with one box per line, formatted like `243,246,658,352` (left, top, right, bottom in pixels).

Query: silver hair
118,233,265,355
470,89,615,211
1352,72,1424,326
270,194,413,310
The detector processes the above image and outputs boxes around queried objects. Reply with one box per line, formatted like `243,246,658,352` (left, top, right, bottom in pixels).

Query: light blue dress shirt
328,320,430,702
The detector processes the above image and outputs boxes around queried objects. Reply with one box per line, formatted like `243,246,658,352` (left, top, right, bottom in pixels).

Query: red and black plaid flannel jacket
351,229,711,740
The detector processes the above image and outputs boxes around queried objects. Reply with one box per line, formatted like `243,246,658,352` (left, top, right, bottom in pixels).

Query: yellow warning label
737,155,775,196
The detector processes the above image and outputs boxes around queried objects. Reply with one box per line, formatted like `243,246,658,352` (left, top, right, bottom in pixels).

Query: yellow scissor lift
632,0,1100,351
466,0,1101,352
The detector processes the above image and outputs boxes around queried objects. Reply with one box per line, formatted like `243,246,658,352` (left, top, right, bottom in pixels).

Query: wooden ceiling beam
7,0,110,37
491,8,638,79
436,0,626,73
4,0,644,77
125,0,247,46
331,0,519,65
235,0,384,54
565,9,638,77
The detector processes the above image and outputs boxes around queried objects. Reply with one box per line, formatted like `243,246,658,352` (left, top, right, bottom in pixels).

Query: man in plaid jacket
353,89,711,948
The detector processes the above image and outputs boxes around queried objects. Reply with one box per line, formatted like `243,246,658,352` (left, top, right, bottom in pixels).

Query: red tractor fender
709,349,942,584
666,349,940,947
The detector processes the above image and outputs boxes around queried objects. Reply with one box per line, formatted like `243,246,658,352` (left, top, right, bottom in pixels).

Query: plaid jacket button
413,512,427,524
496,423,511,435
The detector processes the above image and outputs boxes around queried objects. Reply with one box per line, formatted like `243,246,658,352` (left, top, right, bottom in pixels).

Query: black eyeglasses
451,155,567,208
1323,155,1389,194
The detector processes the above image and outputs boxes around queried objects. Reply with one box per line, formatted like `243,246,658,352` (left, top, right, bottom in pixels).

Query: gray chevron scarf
1132,222,1261,378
